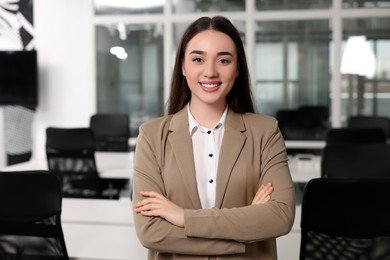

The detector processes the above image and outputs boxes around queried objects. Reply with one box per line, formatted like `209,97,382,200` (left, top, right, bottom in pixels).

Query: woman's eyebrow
217,51,234,57
189,50,234,56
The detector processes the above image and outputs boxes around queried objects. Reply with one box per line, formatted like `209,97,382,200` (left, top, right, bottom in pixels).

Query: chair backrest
0,170,69,260
321,143,390,178
90,114,130,152
276,106,329,140
326,127,386,145
46,127,101,198
347,115,390,137
300,178,390,260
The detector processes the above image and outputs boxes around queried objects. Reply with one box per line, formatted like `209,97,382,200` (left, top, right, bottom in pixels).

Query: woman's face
182,30,238,109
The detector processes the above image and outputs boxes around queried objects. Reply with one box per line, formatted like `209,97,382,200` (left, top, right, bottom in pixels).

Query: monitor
0,50,38,107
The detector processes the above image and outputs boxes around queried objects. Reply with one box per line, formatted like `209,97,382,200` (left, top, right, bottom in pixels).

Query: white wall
31,0,96,159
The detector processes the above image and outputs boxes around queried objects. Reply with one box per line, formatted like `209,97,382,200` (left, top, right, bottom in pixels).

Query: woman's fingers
252,183,273,205
134,191,165,212
133,191,185,227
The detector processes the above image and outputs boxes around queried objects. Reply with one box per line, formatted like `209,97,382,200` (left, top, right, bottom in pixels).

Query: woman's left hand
134,191,185,228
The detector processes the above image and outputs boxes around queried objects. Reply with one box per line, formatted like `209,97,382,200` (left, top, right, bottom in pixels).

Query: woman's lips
199,82,221,92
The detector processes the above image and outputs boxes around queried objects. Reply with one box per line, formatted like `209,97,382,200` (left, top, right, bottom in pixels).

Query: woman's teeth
202,83,219,88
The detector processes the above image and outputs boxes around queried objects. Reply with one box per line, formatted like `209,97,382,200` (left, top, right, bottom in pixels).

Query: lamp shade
340,35,376,79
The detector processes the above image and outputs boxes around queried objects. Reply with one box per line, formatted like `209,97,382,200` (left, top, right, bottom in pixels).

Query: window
93,0,390,139
95,23,164,136
341,17,390,122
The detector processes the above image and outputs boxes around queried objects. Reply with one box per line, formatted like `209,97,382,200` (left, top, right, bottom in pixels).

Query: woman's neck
189,102,226,128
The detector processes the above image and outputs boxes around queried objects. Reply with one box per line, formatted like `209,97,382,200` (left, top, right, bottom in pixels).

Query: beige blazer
132,107,295,260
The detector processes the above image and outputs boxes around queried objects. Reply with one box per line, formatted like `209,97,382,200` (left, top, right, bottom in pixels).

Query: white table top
288,154,321,182
2,151,321,183
61,198,147,260
2,151,134,179
62,198,134,225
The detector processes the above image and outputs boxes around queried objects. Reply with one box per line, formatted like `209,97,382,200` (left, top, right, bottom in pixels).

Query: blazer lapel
168,108,202,209
215,111,246,208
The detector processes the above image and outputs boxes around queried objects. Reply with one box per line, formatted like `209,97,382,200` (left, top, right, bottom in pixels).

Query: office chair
325,127,386,145
46,127,126,199
0,170,69,260
347,115,390,138
90,114,130,152
321,143,390,178
276,106,329,140
300,178,390,260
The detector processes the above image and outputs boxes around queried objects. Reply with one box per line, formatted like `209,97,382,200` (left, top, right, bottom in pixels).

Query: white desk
285,140,326,150
278,154,321,260
2,151,321,183
288,154,321,182
2,151,134,180
62,198,147,260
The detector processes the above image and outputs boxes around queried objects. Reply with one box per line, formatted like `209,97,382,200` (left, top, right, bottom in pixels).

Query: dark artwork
0,0,34,50
0,1,35,165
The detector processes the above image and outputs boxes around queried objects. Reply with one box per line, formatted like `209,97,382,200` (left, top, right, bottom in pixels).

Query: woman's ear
235,70,239,78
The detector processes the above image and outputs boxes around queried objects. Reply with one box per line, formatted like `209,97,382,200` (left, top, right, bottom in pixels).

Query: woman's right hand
252,182,273,205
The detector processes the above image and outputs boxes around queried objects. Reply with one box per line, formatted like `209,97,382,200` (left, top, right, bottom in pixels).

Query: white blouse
187,104,227,209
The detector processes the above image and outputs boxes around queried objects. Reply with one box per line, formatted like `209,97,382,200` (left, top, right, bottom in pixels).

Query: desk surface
62,198,147,260
288,154,321,182
62,198,133,225
2,152,134,179
2,151,320,183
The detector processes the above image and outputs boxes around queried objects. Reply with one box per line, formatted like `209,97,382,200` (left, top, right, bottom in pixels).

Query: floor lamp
340,35,376,116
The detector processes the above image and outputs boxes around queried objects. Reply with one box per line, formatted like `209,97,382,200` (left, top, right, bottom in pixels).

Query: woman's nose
203,62,218,78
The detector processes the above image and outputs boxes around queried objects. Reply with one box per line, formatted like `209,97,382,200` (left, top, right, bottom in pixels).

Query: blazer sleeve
183,117,295,242
132,122,246,255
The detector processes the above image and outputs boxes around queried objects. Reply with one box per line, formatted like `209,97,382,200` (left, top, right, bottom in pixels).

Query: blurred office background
0,0,389,165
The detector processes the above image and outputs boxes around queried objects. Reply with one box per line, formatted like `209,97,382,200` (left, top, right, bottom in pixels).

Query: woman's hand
252,182,273,205
134,191,185,228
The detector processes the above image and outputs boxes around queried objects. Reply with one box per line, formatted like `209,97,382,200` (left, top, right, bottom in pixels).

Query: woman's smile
199,81,222,91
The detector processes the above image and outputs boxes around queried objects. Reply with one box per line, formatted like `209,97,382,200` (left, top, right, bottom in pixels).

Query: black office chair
325,127,386,145
276,106,329,140
90,114,130,152
46,127,126,199
347,115,390,138
300,178,390,260
321,143,390,178
0,170,69,260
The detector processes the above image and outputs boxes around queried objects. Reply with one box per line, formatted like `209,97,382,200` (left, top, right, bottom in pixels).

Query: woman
133,16,295,259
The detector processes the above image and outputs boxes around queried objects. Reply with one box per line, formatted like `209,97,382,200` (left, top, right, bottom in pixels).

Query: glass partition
93,0,390,142
256,0,331,10
341,17,390,122
342,0,390,8
94,0,164,15
255,20,331,140
173,0,245,13
95,24,164,137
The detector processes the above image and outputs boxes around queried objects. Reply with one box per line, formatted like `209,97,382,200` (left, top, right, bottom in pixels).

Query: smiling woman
132,16,295,260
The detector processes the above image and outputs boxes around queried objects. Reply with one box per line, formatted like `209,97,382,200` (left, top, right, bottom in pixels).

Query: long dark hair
167,16,255,115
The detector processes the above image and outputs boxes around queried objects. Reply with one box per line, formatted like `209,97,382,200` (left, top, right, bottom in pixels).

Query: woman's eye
192,58,202,63
219,59,231,64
